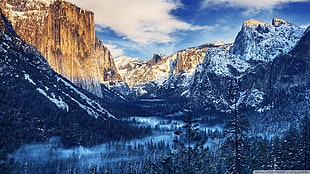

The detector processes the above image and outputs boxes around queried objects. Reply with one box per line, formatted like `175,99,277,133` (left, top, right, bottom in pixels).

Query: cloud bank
68,0,209,44
202,0,310,10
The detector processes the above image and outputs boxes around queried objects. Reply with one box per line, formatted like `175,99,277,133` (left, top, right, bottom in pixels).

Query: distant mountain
114,56,147,86
2,0,121,97
121,19,310,126
230,18,304,62
115,42,232,91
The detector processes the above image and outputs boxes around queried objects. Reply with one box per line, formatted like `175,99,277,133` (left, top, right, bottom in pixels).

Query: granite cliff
2,0,121,97
114,42,231,88
0,10,123,146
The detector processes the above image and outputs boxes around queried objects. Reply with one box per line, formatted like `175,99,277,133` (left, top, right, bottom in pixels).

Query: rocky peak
114,56,145,70
268,23,310,96
0,11,120,148
2,0,121,97
212,41,225,46
272,18,291,27
147,54,165,65
5,0,54,11
243,19,268,27
230,18,304,61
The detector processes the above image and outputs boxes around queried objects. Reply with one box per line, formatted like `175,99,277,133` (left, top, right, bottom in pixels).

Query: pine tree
268,137,282,170
281,125,301,169
222,79,250,174
299,115,310,169
299,93,310,169
250,138,270,170
154,113,211,174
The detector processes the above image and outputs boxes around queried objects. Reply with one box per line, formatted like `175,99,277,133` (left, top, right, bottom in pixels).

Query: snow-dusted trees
281,125,301,169
222,79,250,174
268,137,282,170
249,138,270,170
153,113,212,174
222,112,249,174
299,115,310,169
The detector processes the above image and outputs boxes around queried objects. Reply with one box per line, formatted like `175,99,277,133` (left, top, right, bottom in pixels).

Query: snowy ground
12,115,224,173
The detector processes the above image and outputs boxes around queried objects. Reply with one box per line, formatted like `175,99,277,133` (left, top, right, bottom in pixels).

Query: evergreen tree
0,88,21,174
154,113,211,174
250,138,270,170
281,125,301,169
222,79,250,174
299,115,310,169
268,137,282,170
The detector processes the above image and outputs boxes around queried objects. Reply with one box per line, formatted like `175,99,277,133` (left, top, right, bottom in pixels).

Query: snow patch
3,34,12,42
62,92,101,119
202,48,250,77
37,88,69,112
245,89,265,108
153,76,168,86
181,90,189,97
133,86,148,96
257,105,272,113
24,72,36,85
57,76,115,119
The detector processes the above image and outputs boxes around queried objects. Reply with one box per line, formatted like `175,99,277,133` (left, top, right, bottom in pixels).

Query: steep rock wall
2,0,121,97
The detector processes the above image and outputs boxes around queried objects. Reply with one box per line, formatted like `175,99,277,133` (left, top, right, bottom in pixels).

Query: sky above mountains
68,0,310,60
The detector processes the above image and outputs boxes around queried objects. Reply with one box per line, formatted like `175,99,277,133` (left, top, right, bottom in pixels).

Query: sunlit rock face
114,43,231,87
2,0,121,97
0,9,116,123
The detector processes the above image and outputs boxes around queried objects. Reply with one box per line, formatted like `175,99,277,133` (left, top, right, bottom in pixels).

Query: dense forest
1,78,310,174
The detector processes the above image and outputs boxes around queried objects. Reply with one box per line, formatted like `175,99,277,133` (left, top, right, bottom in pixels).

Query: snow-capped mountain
116,42,232,88
124,19,309,121
188,26,309,116
2,0,121,97
184,48,252,111
0,11,120,145
114,56,147,84
135,47,254,110
230,18,304,62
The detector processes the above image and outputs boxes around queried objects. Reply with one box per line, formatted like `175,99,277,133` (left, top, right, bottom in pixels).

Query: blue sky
68,0,310,60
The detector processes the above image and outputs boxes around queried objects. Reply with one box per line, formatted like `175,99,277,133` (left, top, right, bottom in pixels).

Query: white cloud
202,0,310,10
68,0,208,44
103,43,124,57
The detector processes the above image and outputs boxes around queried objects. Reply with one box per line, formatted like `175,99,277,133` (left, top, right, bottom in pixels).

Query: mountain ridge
115,42,232,88
117,18,309,121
